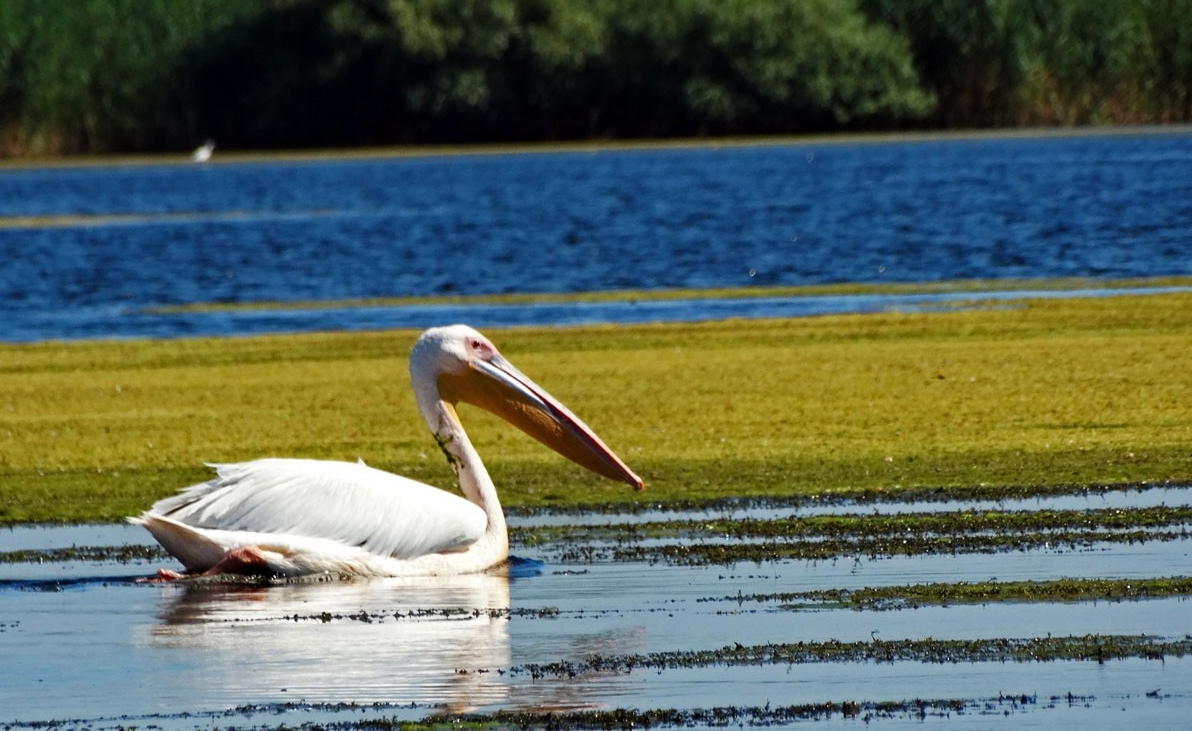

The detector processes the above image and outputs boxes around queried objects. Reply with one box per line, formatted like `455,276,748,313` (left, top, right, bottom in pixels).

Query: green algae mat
2,290,1190,525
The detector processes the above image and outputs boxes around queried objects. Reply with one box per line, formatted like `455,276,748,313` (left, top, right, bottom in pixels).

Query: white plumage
130,325,642,579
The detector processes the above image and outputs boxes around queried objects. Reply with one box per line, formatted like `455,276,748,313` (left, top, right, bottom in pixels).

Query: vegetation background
1,0,1190,157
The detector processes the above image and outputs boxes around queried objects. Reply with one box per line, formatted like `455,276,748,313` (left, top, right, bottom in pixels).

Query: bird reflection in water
147,570,513,712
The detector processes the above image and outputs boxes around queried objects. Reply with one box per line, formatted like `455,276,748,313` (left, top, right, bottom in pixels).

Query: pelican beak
438,354,644,490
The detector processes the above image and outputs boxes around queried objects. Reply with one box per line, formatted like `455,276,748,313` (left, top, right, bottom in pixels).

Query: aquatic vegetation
515,501,1192,564
0,696,1059,730
382,697,1017,729
712,576,1192,611
602,528,1189,565
518,505,1192,544
505,635,1190,677
5,488,1190,729
2,291,1191,526
2,291,1191,731
0,544,167,565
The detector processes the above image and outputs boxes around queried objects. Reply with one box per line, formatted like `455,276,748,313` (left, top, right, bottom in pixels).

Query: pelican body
130,325,642,579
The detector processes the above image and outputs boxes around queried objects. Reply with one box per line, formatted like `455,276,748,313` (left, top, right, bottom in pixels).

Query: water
3,132,1192,727
2,131,1191,342
3,487,1191,729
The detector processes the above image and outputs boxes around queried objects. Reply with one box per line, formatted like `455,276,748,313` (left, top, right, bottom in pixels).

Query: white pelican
130,325,643,580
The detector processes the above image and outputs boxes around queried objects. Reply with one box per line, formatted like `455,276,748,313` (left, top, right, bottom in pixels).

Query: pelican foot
136,568,188,583
139,546,275,583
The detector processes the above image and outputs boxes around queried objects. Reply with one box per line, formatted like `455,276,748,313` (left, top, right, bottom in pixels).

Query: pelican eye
469,338,494,358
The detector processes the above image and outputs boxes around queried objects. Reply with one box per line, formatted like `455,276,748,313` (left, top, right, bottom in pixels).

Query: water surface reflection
146,573,512,711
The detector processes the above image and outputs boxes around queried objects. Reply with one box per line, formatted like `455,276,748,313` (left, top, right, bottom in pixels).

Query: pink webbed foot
136,567,189,583
141,545,276,583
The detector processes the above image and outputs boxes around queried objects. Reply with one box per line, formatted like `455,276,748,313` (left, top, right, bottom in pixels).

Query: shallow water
8,284,1192,343
3,132,1191,342
3,487,1190,729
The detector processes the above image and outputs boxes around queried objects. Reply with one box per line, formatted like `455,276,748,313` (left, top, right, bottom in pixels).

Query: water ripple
3,133,1191,342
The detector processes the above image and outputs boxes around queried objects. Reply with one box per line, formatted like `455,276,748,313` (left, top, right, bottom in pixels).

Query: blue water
2,131,1190,342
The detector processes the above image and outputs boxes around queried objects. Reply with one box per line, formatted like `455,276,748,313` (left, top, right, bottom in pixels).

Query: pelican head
410,325,643,490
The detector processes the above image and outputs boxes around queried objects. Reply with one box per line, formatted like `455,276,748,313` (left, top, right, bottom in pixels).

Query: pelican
130,325,643,579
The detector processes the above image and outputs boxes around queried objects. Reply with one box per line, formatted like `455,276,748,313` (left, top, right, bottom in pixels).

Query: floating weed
7,496,1189,572
0,695,1068,731
0,544,168,564
516,504,1192,565
604,528,1190,565
509,482,1180,518
705,576,1192,611
503,635,1190,678
516,505,1192,545
392,697,984,729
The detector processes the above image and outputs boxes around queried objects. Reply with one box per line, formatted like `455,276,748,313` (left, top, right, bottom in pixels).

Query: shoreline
1,123,1189,171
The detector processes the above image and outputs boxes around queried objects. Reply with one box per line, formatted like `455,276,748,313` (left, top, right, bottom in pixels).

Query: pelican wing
145,458,487,560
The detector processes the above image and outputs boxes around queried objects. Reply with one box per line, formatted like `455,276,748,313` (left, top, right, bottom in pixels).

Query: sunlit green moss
2,290,1190,525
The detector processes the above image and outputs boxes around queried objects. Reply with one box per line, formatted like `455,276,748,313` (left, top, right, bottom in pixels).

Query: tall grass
2,0,1191,155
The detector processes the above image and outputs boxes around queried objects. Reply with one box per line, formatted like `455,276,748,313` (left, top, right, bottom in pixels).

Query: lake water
3,132,1192,728
3,486,1191,730
2,130,1191,341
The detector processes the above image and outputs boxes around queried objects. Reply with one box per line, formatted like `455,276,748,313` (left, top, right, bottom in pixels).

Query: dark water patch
0,575,147,592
